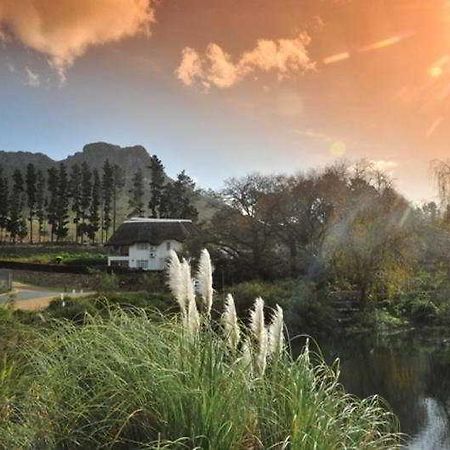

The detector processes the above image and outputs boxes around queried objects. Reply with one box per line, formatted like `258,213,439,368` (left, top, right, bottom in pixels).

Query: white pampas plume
240,337,253,374
268,305,285,358
196,249,214,316
167,250,186,316
249,297,268,376
222,294,240,350
182,258,200,335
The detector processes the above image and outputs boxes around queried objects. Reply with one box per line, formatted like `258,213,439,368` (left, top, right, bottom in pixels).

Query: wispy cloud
24,66,40,88
371,159,398,174
0,0,156,81
177,33,314,90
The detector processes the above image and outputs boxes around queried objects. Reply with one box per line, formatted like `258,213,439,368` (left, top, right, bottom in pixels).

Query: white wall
128,240,183,271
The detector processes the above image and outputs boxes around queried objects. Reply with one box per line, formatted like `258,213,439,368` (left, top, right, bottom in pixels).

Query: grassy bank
0,310,401,449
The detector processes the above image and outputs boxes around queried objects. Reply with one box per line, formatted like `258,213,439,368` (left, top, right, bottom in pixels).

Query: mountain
0,142,220,222
0,142,154,179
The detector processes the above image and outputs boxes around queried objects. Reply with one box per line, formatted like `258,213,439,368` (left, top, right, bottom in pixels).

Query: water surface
323,331,450,449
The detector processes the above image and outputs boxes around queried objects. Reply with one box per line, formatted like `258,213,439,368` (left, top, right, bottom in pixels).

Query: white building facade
106,218,196,271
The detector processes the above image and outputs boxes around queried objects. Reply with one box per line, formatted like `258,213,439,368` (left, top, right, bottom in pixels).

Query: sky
1,0,450,201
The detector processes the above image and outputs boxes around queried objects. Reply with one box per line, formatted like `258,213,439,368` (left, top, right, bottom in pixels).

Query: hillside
0,142,220,222
0,142,154,179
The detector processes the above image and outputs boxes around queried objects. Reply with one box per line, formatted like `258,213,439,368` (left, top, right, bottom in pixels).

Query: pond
323,330,450,450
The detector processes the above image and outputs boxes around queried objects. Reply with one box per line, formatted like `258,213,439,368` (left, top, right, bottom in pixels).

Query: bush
0,312,401,449
286,281,338,338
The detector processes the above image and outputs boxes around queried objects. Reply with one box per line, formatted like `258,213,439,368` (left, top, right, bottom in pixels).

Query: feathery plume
249,297,268,376
240,337,253,375
182,258,200,335
268,305,285,358
196,248,214,316
222,294,240,350
166,250,187,315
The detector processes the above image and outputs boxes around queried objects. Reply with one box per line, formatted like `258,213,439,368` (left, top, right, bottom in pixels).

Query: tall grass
0,311,401,449
0,250,402,449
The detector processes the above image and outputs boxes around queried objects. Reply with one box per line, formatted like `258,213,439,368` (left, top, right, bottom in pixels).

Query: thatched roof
106,218,198,247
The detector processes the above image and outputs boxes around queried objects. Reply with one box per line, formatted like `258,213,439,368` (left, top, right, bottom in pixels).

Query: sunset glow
1,0,450,201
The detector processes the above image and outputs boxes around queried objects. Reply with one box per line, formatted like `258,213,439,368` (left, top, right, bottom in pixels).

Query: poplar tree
69,163,82,243
102,159,114,242
47,167,59,242
128,168,145,217
0,167,9,242
160,171,198,220
54,163,69,241
88,169,101,244
7,169,26,243
80,162,92,244
148,155,165,218
35,170,46,242
112,164,125,232
25,163,37,243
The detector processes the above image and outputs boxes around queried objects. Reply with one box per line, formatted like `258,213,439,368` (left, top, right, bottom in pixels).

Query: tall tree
7,169,26,243
35,170,46,243
112,164,125,232
80,162,92,244
25,163,37,243
47,167,59,242
0,167,9,242
88,169,101,244
148,155,165,218
69,163,83,243
128,168,145,217
54,163,69,241
160,170,198,220
102,159,114,242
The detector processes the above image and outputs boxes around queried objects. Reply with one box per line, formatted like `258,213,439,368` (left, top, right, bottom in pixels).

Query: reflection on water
320,331,450,449
408,398,450,450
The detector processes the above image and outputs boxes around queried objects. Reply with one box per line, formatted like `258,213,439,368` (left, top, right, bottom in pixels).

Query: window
136,260,148,269
137,243,149,250
166,241,171,251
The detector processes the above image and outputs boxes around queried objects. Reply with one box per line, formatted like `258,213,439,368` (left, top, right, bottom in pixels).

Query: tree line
0,155,198,244
198,160,450,303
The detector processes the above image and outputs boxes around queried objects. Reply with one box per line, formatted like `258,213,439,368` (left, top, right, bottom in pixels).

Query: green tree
112,164,125,233
0,167,9,242
148,155,165,218
88,169,101,244
128,168,145,217
25,163,38,243
54,163,70,241
80,162,92,244
7,169,26,243
47,167,59,242
160,170,198,220
102,160,114,242
35,170,46,242
69,164,83,243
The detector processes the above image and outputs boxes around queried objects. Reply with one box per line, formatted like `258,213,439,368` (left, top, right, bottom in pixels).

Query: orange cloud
0,0,155,79
177,33,314,89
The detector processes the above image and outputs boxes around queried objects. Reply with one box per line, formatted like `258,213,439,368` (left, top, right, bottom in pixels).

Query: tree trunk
29,217,33,244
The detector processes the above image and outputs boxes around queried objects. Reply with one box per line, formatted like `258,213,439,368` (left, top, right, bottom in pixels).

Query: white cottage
106,218,197,271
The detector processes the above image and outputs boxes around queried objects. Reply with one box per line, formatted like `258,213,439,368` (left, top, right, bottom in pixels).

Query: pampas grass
196,249,214,316
249,297,268,376
182,258,200,335
221,294,240,351
269,304,285,358
166,250,186,316
0,249,399,448
0,311,402,449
